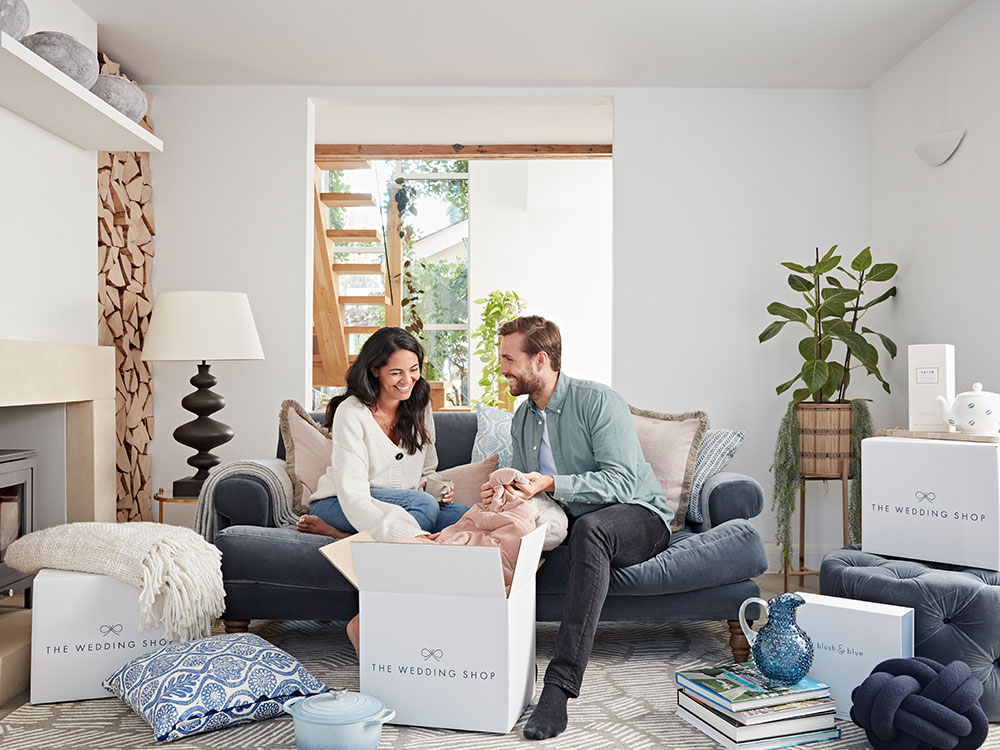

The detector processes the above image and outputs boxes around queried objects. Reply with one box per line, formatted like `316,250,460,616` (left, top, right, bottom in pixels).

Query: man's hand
480,473,554,502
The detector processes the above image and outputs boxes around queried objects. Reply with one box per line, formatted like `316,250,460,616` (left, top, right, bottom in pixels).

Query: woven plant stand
784,402,853,592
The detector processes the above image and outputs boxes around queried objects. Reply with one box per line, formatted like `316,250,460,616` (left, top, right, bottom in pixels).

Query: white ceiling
73,0,973,88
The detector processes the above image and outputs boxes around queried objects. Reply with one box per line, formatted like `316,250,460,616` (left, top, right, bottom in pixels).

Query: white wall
468,160,613,393
870,0,1000,430
141,87,315,519
0,0,97,346
612,89,870,567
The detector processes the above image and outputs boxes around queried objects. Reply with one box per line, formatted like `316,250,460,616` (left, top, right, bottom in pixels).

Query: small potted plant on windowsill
759,245,898,572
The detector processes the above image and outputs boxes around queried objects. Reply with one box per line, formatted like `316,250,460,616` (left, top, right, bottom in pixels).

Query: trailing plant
391,183,427,337
759,245,898,403
473,290,525,408
770,398,874,570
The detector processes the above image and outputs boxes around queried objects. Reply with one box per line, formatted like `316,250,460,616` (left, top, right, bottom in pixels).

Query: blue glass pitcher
737,592,814,685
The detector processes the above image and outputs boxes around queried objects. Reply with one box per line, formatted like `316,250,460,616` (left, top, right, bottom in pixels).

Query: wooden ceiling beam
315,144,612,160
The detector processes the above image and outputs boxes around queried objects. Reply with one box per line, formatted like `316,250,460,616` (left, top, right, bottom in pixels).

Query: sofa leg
727,619,751,663
224,619,250,634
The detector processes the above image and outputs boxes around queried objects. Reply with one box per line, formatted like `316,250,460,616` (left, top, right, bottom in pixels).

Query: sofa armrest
691,472,764,533
214,472,289,531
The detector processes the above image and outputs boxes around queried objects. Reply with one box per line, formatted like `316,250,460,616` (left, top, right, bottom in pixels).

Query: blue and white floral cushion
686,429,746,524
471,403,514,468
103,633,326,742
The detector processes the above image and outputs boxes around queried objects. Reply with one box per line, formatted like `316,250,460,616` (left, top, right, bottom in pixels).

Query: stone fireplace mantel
0,339,116,523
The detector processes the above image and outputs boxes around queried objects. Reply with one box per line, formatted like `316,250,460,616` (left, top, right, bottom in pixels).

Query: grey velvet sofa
212,410,769,660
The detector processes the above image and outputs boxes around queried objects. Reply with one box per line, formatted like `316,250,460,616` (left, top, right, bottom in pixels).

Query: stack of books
674,663,839,750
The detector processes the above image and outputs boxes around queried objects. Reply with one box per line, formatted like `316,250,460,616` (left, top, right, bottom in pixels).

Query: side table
153,488,198,523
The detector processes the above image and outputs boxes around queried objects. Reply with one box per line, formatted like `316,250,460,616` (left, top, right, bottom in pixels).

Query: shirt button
533,446,537,451
557,409,561,413
395,453,404,460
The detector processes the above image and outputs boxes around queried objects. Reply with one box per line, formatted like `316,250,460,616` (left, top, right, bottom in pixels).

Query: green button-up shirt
511,373,673,528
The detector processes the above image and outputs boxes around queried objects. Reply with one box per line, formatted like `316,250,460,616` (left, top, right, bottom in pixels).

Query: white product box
796,592,914,720
324,526,547,734
862,437,1000,570
908,344,956,432
30,569,173,704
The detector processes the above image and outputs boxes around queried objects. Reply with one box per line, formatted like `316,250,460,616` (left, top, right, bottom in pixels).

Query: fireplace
0,449,35,603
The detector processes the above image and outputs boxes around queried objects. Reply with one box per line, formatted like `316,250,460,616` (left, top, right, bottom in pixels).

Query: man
483,315,672,740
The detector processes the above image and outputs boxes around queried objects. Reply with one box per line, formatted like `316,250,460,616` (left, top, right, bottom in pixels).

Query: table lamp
141,291,264,497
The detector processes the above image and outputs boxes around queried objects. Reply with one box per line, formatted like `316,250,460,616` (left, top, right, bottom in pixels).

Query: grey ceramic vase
90,74,147,122
21,31,98,88
0,0,29,40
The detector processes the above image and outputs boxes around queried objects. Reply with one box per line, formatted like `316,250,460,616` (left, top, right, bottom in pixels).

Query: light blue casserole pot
283,691,395,750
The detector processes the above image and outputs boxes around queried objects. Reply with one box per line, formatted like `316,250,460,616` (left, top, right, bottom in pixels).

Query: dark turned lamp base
172,361,233,497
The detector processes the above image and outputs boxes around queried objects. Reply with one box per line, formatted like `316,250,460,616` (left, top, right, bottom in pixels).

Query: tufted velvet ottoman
821,546,1000,721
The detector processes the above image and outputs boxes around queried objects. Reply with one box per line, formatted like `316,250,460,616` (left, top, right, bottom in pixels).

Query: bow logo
915,491,936,503
420,648,444,661
100,623,124,637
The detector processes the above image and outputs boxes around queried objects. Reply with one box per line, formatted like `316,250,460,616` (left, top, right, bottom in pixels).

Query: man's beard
507,371,544,399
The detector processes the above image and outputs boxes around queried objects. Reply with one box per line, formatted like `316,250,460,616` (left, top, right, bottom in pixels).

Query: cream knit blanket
5,522,225,642
194,458,297,542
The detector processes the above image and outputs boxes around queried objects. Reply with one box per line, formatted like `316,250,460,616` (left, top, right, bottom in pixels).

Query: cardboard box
862,437,1000,570
796,592,914,720
324,526,546,733
30,569,173,704
908,344,956,432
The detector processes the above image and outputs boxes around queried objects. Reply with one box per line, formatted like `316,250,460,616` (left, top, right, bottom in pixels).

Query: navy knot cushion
851,657,989,750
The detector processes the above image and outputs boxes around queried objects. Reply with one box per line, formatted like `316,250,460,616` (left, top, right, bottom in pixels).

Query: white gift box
796,592,914,720
862,437,1000,570
30,569,173,704
324,525,547,733
908,344,956,432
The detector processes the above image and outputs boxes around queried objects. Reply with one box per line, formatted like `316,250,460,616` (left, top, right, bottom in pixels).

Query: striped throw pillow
687,429,746,524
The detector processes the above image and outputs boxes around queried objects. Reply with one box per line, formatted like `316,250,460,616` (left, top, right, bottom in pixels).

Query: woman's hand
439,483,455,505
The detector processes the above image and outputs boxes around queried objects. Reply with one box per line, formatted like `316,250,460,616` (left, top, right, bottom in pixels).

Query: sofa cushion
536,519,767,596
687,429,746,524
439,454,499,506
629,407,709,531
103,632,326,742
278,400,331,510
472,403,514,468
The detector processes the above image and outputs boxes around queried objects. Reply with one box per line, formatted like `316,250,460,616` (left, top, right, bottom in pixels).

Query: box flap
319,531,375,590
797,591,913,617
352,541,507,597
508,525,547,596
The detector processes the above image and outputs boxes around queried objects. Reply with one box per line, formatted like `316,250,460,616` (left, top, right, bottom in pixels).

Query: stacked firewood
95,53,156,523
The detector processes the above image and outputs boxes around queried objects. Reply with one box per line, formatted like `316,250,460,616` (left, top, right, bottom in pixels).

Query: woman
297,326,469,542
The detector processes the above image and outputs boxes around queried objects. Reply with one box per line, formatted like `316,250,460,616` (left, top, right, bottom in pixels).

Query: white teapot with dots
937,383,1000,435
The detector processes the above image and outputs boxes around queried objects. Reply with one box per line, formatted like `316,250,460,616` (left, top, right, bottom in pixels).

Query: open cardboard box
321,524,547,733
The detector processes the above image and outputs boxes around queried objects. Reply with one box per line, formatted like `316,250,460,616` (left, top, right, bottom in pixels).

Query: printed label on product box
915,367,940,384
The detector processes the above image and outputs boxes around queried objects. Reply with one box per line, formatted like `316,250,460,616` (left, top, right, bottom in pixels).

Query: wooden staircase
312,157,401,386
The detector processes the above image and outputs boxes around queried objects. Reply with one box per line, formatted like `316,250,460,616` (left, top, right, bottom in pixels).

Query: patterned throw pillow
471,403,514,469
103,633,326,742
686,429,746,524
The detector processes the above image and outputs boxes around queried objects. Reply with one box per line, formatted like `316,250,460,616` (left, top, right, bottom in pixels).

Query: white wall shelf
0,32,163,153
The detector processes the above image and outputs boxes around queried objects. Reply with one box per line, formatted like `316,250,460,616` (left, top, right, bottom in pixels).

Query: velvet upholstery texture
850,657,988,750
214,409,767,633
822,546,1000,721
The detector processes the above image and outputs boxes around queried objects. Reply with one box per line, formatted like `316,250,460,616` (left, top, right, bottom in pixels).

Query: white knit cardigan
310,395,438,541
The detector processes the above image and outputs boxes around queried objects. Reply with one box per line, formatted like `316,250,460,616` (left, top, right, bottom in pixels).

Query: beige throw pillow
279,400,332,513
629,407,709,531
439,454,500,506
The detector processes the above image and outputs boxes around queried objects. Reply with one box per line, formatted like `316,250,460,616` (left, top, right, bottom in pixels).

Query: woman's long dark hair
324,327,431,454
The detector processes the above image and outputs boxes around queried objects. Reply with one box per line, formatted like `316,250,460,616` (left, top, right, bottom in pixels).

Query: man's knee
569,512,607,549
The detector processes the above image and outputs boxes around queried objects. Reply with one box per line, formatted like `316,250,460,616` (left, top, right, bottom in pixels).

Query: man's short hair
497,315,562,372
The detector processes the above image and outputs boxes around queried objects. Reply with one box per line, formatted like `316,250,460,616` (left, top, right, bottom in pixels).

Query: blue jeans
309,488,470,534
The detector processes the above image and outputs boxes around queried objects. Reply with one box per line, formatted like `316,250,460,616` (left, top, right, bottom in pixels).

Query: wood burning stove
0,449,35,605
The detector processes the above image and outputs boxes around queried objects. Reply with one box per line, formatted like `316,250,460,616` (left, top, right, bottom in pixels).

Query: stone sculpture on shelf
90,74,148,122
20,30,99,88
0,0,29,40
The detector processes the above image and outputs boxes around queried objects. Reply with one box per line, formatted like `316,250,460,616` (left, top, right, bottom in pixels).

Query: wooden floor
0,572,812,719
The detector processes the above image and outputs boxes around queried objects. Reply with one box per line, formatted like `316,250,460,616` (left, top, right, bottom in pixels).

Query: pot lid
957,382,1000,398
287,691,385,724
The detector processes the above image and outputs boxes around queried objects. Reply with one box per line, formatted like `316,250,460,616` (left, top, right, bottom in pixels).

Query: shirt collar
531,372,569,415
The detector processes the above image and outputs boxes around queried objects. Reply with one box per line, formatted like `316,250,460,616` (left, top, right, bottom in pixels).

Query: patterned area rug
1,619,997,749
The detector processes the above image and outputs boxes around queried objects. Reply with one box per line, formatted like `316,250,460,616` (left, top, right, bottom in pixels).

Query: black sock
523,683,569,740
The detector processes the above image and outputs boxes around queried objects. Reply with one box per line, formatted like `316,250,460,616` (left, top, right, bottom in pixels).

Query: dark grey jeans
544,503,671,697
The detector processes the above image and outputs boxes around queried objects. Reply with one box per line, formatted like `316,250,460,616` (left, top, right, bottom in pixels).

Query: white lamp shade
141,291,265,362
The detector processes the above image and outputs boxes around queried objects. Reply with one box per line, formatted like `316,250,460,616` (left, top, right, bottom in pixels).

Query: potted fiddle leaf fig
759,245,897,571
